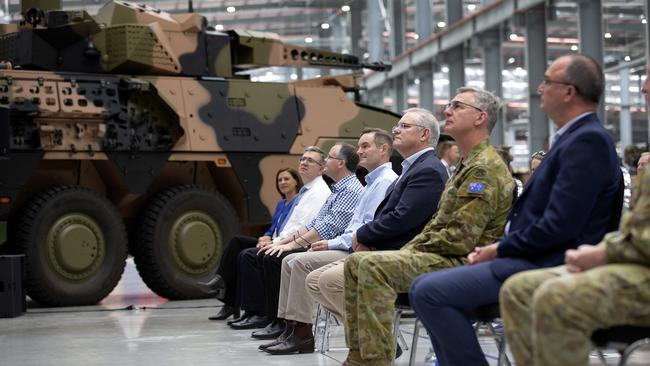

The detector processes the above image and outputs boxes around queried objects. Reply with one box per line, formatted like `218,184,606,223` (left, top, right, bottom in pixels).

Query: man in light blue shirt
262,128,397,354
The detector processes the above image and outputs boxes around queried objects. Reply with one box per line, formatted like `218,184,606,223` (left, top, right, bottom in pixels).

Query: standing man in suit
498,62,650,366
342,89,514,366
306,108,448,325
409,53,622,366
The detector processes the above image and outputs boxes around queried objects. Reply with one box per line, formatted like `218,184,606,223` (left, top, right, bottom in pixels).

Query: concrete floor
1,258,649,366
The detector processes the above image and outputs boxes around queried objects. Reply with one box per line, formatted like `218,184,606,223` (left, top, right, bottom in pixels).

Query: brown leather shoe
258,320,293,350
264,322,314,355
263,335,314,355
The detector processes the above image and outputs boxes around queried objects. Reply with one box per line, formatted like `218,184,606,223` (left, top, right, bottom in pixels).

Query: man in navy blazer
409,53,622,366
354,109,449,251
305,108,447,326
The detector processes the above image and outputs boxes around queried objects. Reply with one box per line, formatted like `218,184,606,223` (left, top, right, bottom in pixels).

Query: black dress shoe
251,319,284,339
264,334,315,355
228,311,253,326
230,315,272,330
195,274,226,298
208,305,240,321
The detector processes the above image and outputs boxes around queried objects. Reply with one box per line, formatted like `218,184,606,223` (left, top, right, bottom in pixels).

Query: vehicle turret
0,0,390,78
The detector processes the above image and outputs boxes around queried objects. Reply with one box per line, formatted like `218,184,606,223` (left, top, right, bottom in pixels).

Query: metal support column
416,0,434,111
366,0,385,105
525,4,548,153
350,2,363,57
620,67,633,148
577,0,605,121
482,29,504,145
367,0,384,63
390,0,407,112
446,0,465,95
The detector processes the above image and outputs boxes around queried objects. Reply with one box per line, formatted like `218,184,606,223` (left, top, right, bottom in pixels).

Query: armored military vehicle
0,0,400,306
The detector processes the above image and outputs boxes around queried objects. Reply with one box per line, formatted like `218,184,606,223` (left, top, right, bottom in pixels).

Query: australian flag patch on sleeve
468,182,485,194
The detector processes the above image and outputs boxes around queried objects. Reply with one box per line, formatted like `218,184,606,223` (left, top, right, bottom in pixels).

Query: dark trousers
217,235,258,307
409,261,503,366
238,247,306,317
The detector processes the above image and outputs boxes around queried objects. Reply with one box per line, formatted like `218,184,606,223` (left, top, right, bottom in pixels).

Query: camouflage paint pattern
0,0,399,305
500,166,650,366
344,140,514,364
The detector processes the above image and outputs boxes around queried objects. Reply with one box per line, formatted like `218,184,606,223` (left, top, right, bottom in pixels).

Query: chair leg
314,304,332,354
619,338,650,366
408,319,421,366
594,348,608,365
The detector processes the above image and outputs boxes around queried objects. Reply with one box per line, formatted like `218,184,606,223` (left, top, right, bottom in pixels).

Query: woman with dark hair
200,168,303,321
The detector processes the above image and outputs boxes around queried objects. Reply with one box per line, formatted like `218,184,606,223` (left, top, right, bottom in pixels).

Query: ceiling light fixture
341,5,350,12
321,23,330,30
604,32,612,39
226,6,236,13
305,37,313,43
570,45,578,51
215,24,224,31
509,33,518,41
467,4,476,11
437,21,446,28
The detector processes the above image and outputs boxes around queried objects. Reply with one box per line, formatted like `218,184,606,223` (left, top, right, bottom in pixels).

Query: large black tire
16,186,128,306
133,185,239,300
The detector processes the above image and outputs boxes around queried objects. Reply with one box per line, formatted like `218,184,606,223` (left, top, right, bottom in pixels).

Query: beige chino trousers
277,250,348,323
305,258,347,322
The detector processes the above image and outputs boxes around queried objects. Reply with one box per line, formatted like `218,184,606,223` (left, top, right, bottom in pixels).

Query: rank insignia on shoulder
468,182,485,193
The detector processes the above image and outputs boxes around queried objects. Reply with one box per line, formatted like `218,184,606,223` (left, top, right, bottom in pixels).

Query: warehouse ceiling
1,0,645,67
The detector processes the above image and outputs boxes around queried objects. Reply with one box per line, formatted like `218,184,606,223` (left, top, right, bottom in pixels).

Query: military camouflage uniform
344,140,514,365
500,165,650,366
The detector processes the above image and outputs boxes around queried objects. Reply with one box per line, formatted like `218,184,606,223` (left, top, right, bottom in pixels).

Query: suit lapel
376,150,433,215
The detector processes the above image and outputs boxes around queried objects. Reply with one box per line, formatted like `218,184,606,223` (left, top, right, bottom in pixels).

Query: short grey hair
304,146,327,165
457,87,501,133
402,107,440,146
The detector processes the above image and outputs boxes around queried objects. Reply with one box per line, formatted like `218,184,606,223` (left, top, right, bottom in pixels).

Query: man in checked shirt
232,142,364,336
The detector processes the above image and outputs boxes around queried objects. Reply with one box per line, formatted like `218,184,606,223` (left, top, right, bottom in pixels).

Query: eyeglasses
299,156,324,166
326,155,344,161
542,77,573,87
391,122,425,133
444,100,483,113
541,77,583,95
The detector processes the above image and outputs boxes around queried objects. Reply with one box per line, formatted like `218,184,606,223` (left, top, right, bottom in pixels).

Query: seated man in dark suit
498,62,650,366
306,108,448,325
409,53,622,366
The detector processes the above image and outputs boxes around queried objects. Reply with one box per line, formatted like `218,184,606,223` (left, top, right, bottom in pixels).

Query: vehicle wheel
133,185,239,300
15,186,128,306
